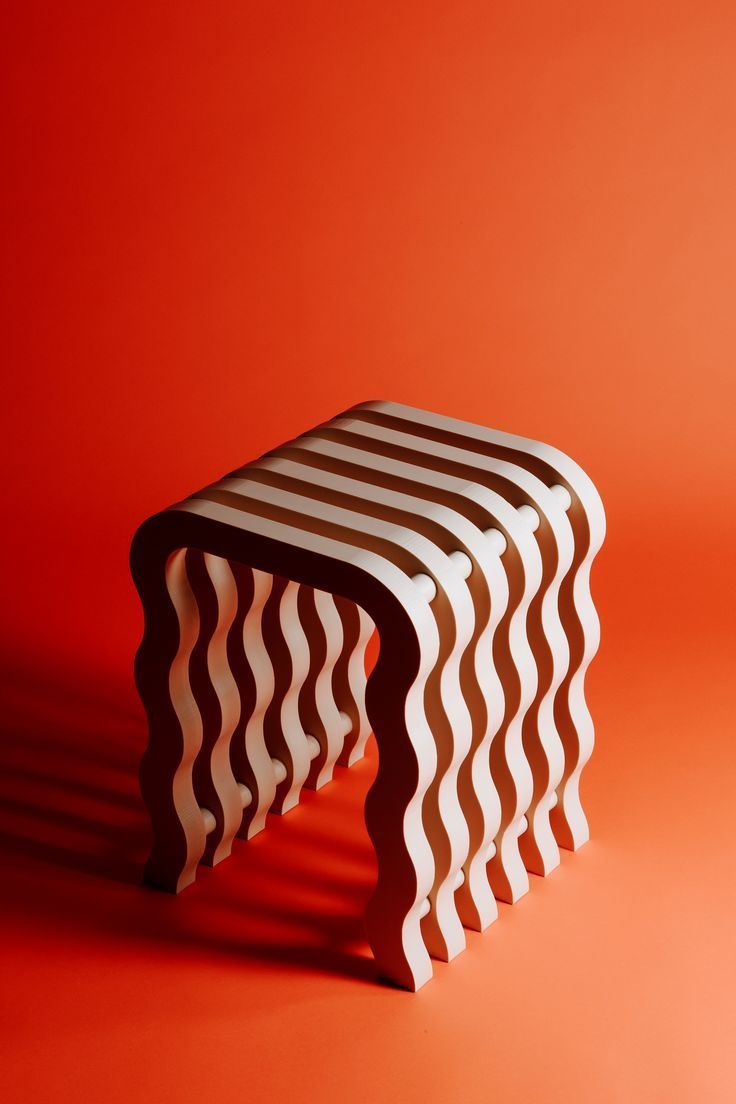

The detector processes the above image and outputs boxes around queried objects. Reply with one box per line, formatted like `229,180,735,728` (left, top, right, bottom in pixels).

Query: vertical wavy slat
228,564,277,839
550,524,600,850
362,587,439,992
185,551,245,866
296,585,350,789
333,596,374,766
138,547,207,892
516,511,571,876
261,575,312,814
453,540,507,930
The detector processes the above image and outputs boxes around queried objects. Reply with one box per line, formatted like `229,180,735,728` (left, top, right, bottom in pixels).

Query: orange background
2,2,735,1101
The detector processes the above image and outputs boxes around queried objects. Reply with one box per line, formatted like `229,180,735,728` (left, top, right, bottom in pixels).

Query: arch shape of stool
133,495,473,989
131,400,605,990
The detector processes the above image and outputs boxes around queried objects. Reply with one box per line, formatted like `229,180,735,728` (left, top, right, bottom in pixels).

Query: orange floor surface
2,3,735,1101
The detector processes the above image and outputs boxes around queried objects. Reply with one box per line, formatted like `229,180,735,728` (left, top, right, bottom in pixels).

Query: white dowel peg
412,572,437,602
338,711,352,736
517,504,540,531
484,527,507,555
550,483,572,511
448,549,472,579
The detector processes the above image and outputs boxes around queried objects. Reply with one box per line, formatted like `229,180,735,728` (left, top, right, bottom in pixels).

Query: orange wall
4,0,735,677
2,4,734,1101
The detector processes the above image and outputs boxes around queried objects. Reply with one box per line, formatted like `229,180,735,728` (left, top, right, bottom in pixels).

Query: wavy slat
296,585,351,789
333,596,374,767
260,575,312,814
228,564,277,839
136,547,207,893
186,551,246,866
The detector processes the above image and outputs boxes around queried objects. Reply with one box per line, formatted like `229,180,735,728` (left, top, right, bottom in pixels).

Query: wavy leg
137,548,207,893
363,610,437,991
551,541,600,849
261,575,312,814
486,542,538,904
412,570,474,965
516,511,570,877
227,564,278,839
296,586,352,789
184,551,246,867
334,597,374,766
455,539,507,932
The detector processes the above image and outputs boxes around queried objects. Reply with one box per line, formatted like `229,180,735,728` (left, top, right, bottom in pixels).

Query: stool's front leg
362,608,437,992
187,551,246,869
136,547,208,893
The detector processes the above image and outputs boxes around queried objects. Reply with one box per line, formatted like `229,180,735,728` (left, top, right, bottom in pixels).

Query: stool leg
229,565,278,840
455,550,507,933
261,576,312,814
186,552,249,868
363,618,437,992
138,548,207,893
486,543,537,905
334,598,374,767
297,586,351,790
550,534,599,850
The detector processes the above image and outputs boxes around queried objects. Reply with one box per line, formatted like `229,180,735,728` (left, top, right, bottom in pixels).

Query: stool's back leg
261,575,313,815
296,586,352,789
332,596,374,767
228,564,277,839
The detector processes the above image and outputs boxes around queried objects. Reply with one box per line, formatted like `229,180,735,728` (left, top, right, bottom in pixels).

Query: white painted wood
355,400,605,852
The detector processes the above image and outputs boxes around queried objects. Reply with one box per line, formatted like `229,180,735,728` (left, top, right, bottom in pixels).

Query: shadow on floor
0,652,379,986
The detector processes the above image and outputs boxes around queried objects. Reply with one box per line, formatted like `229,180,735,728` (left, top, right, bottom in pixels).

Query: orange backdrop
2,3,734,1102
